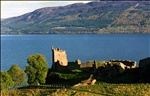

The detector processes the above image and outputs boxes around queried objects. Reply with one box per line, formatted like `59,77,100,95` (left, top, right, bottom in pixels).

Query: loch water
1,34,150,71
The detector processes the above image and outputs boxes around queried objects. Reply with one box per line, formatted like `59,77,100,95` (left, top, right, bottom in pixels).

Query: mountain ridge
1,1,150,34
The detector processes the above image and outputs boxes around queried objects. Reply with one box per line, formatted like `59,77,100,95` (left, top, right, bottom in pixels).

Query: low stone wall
97,59,137,78
110,59,136,68
67,62,80,70
52,62,67,72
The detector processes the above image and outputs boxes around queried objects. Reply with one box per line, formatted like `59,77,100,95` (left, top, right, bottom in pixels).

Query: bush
72,69,82,73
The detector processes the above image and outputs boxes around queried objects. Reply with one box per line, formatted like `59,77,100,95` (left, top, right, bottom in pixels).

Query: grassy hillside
1,1,150,34
1,83,150,96
99,3,150,33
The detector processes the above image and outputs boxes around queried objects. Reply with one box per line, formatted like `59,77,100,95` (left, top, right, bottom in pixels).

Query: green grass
71,83,150,96
48,71,91,85
1,83,150,96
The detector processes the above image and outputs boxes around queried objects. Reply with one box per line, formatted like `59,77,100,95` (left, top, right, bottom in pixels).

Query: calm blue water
1,34,150,71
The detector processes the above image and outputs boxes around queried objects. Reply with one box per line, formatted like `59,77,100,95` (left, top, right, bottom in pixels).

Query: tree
25,54,48,85
8,64,26,87
1,71,14,90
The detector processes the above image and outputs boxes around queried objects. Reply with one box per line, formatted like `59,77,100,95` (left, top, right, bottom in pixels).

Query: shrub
72,69,82,73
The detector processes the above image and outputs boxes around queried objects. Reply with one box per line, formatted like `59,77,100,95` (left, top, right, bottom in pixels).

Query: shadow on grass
70,88,115,96
18,85,70,89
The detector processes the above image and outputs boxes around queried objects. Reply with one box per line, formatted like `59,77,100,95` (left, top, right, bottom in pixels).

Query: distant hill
1,1,150,34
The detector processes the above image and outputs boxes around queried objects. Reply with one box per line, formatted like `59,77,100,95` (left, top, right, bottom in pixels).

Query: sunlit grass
1,83,150,96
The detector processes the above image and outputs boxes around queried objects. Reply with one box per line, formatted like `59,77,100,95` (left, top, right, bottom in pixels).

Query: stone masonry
52,46,68,71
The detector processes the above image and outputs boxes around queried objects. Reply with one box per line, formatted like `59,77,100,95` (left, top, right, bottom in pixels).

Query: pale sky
1,1,91,19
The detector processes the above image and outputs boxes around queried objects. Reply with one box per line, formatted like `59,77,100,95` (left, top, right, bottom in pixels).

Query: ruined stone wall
50,47,96,72
110,59,136,68
52,47,68,71
54,62,68,72
52,47,68,66
67,62,80,70
80,62,96,72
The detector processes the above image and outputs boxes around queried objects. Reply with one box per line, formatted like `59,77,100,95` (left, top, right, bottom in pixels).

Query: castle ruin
51,46,68,71
51,47,137,76
51,47,82,71
51,47,96,72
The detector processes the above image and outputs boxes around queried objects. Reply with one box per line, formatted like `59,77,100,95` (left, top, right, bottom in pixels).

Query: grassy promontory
1,70,150,96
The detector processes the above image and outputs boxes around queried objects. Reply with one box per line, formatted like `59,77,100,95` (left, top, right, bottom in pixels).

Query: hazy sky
1,1,91,18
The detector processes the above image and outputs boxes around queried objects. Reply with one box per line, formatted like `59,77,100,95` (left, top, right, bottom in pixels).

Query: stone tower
51,46,68,70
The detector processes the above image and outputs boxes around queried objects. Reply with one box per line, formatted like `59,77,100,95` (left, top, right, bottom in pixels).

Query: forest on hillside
1,1,150,34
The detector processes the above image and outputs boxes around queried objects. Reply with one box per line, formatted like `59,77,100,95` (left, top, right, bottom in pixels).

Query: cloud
1,1,91,18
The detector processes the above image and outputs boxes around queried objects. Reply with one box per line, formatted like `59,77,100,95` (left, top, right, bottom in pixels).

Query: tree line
1,54,48,91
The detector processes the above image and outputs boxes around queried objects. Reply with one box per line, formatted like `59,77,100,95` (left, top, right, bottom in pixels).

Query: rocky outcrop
73,74,96,87
81,74,94,85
